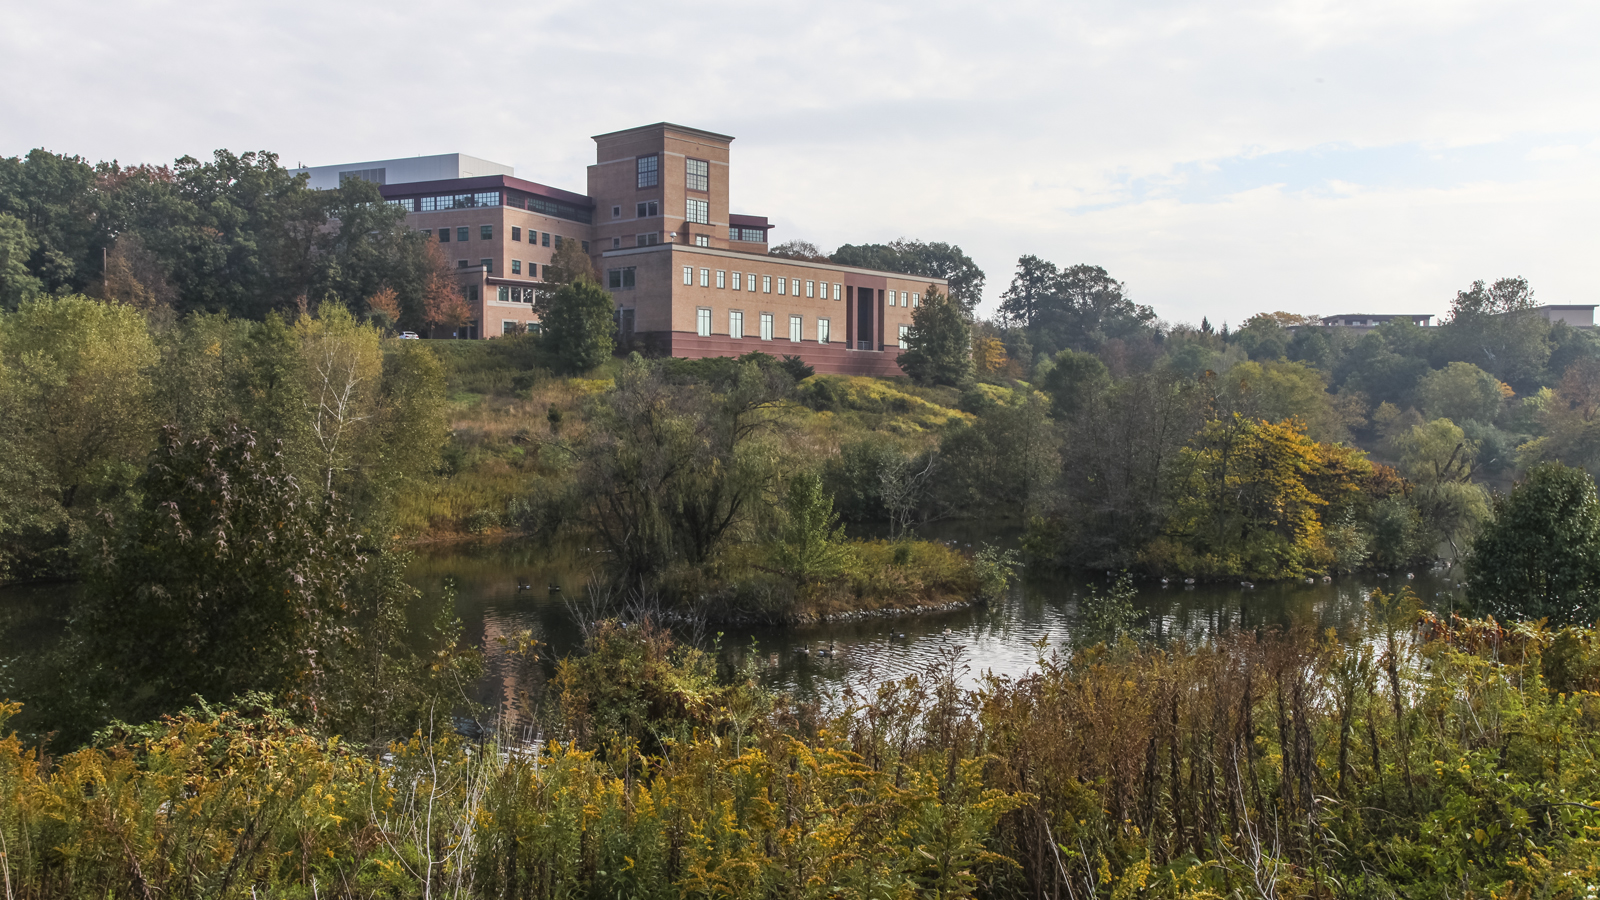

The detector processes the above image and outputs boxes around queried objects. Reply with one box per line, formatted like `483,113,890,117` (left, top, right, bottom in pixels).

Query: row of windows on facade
685,308,910,348
496,286,540,304
668,266,924,307
608,200,764,244
458,259,563,279
607,266,924,308
613,233,713,249
389,191,591,224
635,155,709,192
427,225,586,251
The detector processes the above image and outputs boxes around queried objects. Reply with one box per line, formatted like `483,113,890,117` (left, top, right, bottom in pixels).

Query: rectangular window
899,324,910,349
636,155,659,188
553,235,562,248
716,270,726,289
582,241,589,252
636,233,658,247
912,293,920,307
456,226,469,242
699,268,710,287
457,259,468,268
686,158,709,192
512,260,522,274
833,283,842,300
748,274,758,292
497,286,510,302
481,258,493,273
900,291,909,307
612,205,621,218
480,225,493,240
612,237,621,249
729,310,744,339
806,280,815,298
683,266,693,285
818,282,828,300
732,272,742,291
636,200,659,218
694,234,710,247
697,307,712,337
762,275,772,293
542,232,550,247
789,315,802,342
439,228,449,243
818,318,830,344
777,277,786,295
421,229,432,237
759,313,774,341
511,226,521,242
468,285,479,302
607,267,636,289
503,320,518,335
686,199,709,225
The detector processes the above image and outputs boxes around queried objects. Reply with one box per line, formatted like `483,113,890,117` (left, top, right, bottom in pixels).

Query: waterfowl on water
516,577,532,590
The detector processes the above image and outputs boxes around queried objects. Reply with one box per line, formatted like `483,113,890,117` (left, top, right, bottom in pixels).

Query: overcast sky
3,0,1596,326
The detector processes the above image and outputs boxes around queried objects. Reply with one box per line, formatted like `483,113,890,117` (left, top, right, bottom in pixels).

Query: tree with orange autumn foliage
420,242,473,337
972,335,1010,378
364,285,401,332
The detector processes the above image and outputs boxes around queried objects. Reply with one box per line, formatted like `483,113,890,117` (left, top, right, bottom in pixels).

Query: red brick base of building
633,332,906,377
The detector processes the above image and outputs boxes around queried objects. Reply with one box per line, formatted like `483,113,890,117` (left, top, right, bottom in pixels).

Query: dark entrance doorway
856,288,875,350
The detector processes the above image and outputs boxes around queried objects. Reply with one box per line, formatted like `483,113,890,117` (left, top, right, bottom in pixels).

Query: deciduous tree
830,239,985,313
542,277,615,375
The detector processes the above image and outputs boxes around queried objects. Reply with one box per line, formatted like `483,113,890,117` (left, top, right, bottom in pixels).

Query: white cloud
1,0,1596,325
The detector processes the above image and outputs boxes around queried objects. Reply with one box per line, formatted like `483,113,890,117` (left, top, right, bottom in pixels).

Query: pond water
405,534,1466,725
0,534,1464,730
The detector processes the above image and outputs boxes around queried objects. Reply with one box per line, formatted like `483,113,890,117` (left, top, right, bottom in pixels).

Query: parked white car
398,331,420,340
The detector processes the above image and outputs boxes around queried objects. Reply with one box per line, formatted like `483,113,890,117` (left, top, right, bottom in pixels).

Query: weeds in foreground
2,590,1599,898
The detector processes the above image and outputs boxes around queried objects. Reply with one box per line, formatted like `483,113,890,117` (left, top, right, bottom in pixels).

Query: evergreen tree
897,286,972,387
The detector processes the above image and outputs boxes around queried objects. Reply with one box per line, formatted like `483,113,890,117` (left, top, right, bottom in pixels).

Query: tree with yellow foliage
1152,415,1369,578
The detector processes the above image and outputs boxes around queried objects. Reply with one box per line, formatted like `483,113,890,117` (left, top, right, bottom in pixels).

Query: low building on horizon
292,123,941,376
1532,304,1597,328
1319,313,1435,331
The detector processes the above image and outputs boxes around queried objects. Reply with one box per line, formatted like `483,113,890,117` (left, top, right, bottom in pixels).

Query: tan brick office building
296,123,943,376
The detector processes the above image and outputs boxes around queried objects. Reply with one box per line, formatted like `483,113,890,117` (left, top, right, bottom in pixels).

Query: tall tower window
686,158,709,192
636,155,659,188
686,199,709,225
